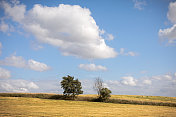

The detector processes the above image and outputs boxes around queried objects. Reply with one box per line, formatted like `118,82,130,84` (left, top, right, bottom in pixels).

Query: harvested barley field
80,94,176,103
0,96,176,117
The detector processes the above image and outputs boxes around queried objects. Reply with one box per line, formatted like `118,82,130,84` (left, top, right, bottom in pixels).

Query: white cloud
34,80,61,93
79,64,107,71
1,0,26,22
159,24,176,43
152,73,173,81
107,80,119,85
0,67,11,79
164,74,172,80
133,0,146,10
121,76,137,86
0,55,26,68
167,1,176,24
0,42,2,55
102,83,109,89
125,51,137,56
28,59,50,72
0,79,39,93
143,79,152,85
158,1,176,44
27,82,39,89
0,55,50,72
119,48,138,56
1,1,117,59
152,76,162,80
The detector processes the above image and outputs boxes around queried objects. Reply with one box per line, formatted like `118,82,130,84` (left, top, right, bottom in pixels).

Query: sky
0,0,176,97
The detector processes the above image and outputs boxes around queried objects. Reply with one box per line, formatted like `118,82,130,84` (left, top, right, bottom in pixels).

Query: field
80,94,176,103
0,94,176,116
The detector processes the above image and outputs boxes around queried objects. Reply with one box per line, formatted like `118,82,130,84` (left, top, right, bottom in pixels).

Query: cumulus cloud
79,64,107,71
159,24,176,43
133,0,146,10
0,79,39,93
0,55,50,72
159,1,176,44
119,48,138,56
1,0,26,22
28,59,50,72
121,76,137,86
1,1,117,59
0,67,11,79
167,1,176,24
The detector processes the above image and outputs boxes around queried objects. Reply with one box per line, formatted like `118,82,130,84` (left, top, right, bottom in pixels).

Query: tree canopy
61,75,83,99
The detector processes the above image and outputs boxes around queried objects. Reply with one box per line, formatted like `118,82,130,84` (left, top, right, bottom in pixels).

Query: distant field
0,93,176,107
1,97,176,117
79,94,176,107
80,94,176,103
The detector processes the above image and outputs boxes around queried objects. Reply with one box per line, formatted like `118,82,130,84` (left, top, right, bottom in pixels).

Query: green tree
61,75,83,99
99,88,112,102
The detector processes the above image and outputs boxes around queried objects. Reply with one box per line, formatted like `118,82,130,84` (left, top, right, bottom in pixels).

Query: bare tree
93,77,103,96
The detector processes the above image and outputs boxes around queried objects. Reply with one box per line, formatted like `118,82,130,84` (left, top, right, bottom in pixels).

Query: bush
98,88,111,102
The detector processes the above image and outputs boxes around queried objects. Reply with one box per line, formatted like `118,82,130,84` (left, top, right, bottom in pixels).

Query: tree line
61,75,111,102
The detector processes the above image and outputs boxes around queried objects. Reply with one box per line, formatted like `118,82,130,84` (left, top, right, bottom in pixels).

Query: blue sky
0,0,176,96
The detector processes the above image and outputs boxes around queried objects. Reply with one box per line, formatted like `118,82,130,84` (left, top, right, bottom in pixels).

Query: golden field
80,94,176,103
0,94,176,117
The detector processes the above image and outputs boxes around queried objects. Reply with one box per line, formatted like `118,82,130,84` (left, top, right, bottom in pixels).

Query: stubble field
0,94,176,117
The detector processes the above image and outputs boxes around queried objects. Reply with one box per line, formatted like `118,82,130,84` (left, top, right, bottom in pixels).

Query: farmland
0,93,176,116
